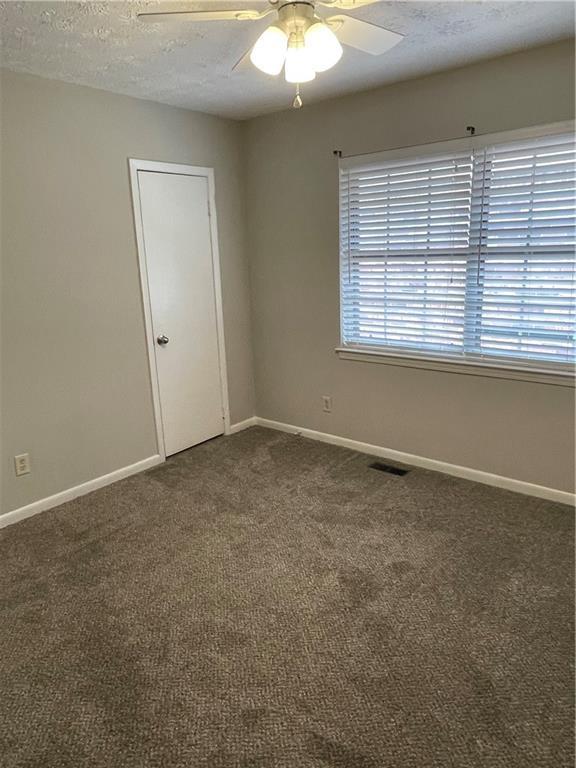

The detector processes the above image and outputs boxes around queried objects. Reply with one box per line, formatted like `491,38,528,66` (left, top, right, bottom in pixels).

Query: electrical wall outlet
14,453,31,477
322,395,332,413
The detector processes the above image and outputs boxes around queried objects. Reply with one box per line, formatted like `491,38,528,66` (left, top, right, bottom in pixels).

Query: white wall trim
228,416,258,434
2,416,571,530
0,455,163,530
128,158,231,455
255,418,575,506
335,347,575,388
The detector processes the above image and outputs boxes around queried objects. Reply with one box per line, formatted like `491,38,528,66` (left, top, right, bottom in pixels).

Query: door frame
129,158,231,461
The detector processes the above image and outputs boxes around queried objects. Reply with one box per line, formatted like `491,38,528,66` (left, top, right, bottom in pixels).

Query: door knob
157,334,169,346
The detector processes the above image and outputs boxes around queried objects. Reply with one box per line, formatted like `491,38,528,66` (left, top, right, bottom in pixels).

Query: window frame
337,120,576,385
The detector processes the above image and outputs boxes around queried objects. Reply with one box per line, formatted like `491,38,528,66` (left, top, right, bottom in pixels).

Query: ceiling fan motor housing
277,2,318,35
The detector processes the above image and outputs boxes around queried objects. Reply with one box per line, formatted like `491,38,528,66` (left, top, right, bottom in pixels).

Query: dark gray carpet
0,426,573,768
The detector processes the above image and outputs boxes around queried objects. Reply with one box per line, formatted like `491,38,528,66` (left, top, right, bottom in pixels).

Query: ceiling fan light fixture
305,21,343,72
284,32,316,84
249,25,288,76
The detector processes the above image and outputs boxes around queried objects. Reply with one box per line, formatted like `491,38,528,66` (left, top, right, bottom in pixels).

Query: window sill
335,347,575,387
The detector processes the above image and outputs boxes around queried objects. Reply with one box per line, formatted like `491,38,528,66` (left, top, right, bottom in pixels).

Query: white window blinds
340,129,576,372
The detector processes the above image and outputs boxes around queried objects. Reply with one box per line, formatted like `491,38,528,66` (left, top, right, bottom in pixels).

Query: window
339,126,576,375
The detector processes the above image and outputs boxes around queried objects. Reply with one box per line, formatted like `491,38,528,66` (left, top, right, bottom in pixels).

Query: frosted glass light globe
250,25,288,76
305,22,343,72
284,35,316,83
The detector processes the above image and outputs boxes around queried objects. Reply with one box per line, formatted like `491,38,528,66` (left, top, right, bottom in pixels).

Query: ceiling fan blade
327,14,403,55
137,9,272,23
318,0,382,9
232,45,254,71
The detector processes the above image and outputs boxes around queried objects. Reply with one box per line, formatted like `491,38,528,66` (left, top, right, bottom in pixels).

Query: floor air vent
369,461,409,476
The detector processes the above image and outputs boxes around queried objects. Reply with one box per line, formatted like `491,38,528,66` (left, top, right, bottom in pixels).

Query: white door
137,170,224,456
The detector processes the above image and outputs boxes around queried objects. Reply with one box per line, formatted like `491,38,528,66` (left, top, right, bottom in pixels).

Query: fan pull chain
293,84,303,109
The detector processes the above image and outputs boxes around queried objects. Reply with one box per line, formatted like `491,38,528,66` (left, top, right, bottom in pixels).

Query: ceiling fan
137,1,403,107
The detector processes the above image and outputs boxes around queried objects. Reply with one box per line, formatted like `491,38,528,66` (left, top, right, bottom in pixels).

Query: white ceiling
0,1,573,119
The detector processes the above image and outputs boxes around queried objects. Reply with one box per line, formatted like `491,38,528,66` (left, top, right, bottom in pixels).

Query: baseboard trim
0,455,163,530
228,416,258,434
2,418,572,529
255,418,575,506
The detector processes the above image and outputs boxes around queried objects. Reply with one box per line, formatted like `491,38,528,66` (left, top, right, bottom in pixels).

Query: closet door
137,170,224,455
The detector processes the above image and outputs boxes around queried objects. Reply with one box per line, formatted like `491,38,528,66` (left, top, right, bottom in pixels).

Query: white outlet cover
14,453,31,476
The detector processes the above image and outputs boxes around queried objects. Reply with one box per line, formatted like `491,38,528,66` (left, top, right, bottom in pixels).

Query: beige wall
244,40,576,493
1,40,574,516
1,70,255,514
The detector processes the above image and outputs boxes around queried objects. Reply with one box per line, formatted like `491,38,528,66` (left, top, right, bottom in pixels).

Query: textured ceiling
0,1,573,119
